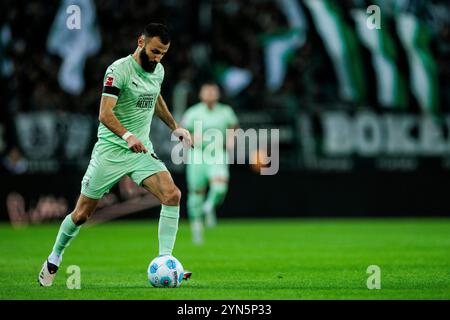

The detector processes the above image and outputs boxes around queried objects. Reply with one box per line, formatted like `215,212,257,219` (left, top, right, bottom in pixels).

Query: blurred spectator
3,146,28,174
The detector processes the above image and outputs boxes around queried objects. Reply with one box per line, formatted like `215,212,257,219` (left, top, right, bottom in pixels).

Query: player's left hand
172,127,193,148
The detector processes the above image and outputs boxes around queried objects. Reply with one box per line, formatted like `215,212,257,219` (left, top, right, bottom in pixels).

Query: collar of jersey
128,54,157,77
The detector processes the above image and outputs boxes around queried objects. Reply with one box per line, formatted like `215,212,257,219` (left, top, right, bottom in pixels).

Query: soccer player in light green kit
38,23,193,286
181,83,239,244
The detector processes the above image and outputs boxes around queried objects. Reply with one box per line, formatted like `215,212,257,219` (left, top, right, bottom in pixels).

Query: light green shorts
186,149,229,191
81,140,167,199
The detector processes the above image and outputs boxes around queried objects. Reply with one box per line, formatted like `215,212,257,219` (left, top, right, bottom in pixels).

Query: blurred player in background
38,23,193,286
181,83,239,244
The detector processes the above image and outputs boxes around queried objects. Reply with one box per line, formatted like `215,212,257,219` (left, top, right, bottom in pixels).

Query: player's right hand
126,135,148,153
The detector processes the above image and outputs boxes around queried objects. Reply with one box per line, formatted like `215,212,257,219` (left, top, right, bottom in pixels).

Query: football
147,255,184,288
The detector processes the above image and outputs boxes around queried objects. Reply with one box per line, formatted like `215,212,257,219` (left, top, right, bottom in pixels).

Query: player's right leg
39,142,125,287
38,195,98,287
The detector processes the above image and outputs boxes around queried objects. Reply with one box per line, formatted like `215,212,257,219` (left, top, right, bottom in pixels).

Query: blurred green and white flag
261,0,307,92
360,0,440,112
216,64,253,97
351,8,408,109
47,0,101,95
261,29,305,92
396,12,440,113
304,0,367,104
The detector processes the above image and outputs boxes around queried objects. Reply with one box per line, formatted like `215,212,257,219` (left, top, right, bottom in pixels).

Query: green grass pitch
0,218,449,300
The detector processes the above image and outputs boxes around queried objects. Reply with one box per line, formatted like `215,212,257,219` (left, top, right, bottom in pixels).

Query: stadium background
0,0,450,225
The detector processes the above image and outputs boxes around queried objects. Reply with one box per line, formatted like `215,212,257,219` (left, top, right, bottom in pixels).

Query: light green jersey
181,102,238,149
99,55,164,150
182,102,238,188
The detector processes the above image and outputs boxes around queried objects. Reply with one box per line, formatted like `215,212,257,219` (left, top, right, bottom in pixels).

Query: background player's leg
142,171,181,256
188,189,206,244
204,178,228,227
49,194,99,266
186,160,209,244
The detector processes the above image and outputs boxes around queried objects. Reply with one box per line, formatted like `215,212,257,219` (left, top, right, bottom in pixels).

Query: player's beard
139,48,158,73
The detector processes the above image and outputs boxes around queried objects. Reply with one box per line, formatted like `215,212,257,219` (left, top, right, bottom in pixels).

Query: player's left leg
131,152,192,280
129,150,181,257
141,171,181,256
141,171,191,280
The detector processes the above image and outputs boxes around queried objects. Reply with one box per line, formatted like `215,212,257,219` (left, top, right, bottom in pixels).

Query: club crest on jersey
105,76,114,87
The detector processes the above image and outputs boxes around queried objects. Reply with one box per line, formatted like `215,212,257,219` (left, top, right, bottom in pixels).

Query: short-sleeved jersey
181,102,239,149
98,55,164,150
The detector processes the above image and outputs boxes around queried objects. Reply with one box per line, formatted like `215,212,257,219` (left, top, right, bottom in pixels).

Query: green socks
158,205,180,256
49,214,81,265
50,206,181,262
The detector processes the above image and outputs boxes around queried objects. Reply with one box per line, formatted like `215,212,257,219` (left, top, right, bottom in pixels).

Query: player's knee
72,195,98,225
72,208,94,225
72,212,87,225
162,187,181,206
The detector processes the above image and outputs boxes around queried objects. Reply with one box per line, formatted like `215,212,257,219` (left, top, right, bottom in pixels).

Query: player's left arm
155,94,192,147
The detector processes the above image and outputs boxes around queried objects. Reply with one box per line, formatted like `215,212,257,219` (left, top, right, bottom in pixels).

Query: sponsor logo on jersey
136,93,156,110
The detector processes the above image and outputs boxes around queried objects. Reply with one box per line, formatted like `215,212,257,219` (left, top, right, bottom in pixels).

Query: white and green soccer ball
147,255,184,288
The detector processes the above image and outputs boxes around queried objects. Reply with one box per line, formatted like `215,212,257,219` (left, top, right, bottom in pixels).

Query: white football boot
38,260,59,287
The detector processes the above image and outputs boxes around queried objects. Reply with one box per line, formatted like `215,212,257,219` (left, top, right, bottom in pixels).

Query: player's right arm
100,62,147,153
98,95,148,153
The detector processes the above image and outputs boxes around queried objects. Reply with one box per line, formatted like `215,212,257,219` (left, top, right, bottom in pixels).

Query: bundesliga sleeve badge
104,75,114,87
102,73,120,97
